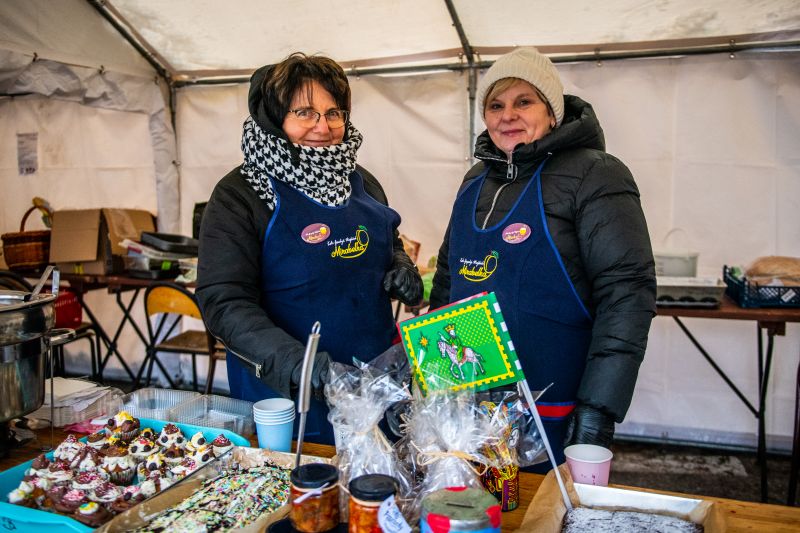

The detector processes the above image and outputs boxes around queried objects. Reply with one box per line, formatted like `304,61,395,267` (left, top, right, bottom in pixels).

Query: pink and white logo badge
502,223,532,244
301,223,330,244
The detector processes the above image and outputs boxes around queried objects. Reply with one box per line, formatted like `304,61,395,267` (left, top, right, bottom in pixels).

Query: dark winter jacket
429,95,656,422
196,71,407,398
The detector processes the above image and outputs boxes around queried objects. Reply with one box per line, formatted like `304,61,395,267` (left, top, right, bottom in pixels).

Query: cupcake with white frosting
54,434,84,467
100,445,136,484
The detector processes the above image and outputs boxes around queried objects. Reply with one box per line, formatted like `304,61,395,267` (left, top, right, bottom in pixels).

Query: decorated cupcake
184,432,209,454
170,457,198,480
129,436,158,463
156,423,185,449
86,431,109,450
100,445,136,484
54,434,84,467
46,461,74,485
139,427,156,441
45,484,69,511
190,447,214,469
161,444,185,467
91,481,122,507
7,483,35,508
54,488,89,514
138,473,173,498
110,485,145,513
72,501,111,527
72,471,108,492
24,454,51,480
105,411,140,442
28,476,53,508
74,447,103,473
211,434,233,457
137,452,168,482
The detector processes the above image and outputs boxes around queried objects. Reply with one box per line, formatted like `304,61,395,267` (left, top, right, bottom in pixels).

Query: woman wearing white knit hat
429,47,656,470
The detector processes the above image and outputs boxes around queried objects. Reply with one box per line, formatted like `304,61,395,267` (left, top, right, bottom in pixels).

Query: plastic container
654,229,698,277
724,265,800,308
420,487,501,533
141,232,199,255
0,418,249,533
119,388,200,421
171,394,255,437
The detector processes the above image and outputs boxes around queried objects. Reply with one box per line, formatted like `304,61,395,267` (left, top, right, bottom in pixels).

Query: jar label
379,495,411,533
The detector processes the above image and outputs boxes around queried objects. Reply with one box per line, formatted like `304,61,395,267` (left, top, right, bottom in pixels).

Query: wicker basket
1,205,52,271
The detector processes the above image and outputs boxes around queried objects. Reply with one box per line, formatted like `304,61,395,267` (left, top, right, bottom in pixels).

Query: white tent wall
175,51,799,449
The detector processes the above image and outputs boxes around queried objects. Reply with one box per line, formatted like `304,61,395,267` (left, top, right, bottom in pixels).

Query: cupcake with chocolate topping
72,471,107,492
190,447,214,469
138,472,173,498
110,484,144,513
104,411,140,442
7,483,35,508
211,434,233,457
161,444,185,467
45,484,69,510
54,434,84,467
91,481,122,508
24,454,51,480
137,452,168,482
72,501,111,527
54,488,89,514
100,445,136,484
86,431,109,450
74,447,103,473
185,432,209,455
170,457,198,480
156,423,186,449
129,436,158,463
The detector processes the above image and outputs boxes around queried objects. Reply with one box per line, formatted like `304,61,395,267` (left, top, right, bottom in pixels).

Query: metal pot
0,290,56,424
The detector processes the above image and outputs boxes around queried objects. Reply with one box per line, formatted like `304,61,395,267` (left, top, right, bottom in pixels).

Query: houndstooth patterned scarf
240,116,362,210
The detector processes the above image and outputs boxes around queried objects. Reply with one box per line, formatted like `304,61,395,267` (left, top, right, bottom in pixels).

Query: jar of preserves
348,474,398,533
420,487,501,533
290,463,340,533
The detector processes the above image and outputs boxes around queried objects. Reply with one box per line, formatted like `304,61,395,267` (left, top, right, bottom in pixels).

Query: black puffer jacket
429,95,656,422
197,71,408,398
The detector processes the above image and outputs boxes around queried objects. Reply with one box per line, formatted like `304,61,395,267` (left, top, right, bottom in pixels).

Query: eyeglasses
287,108,349,128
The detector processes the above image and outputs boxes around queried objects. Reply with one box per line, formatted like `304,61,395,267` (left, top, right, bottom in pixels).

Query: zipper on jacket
227,345,262,378
481,152,517,229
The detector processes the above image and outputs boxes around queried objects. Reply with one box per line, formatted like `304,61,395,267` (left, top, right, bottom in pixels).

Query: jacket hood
474,94,606,176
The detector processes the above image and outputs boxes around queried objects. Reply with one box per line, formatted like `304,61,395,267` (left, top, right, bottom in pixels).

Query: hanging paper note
398,291,525,395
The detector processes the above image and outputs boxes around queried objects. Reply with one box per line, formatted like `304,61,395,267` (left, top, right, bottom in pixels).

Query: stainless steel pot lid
0,290,57,311
0,290,56,346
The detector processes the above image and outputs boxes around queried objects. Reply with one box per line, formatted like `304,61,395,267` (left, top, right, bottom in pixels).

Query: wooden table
3,429,800,532
657,295,800,503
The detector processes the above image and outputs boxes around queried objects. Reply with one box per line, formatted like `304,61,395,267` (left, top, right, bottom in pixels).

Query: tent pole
443,0,477,161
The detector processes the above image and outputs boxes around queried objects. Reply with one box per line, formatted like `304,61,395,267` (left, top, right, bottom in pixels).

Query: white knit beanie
477,47,565,127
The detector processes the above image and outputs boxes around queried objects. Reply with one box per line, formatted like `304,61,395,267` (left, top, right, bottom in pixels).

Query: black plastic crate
723,265,800,308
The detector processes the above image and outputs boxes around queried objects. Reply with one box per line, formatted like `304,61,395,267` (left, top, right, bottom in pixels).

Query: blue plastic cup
255,415,295,452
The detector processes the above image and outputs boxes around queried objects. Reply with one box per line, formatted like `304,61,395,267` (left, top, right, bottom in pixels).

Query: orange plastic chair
133,282,224,393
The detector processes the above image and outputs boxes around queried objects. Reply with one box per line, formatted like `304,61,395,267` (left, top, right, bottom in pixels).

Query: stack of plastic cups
253,398,295,452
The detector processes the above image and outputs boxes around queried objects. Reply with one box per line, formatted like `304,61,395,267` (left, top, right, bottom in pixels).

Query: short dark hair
262,53,351,127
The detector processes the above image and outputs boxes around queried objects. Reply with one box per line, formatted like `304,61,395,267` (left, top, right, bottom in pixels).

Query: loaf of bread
746,256,800,286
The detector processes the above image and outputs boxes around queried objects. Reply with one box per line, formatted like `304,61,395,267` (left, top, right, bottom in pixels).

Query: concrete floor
609,439,799,507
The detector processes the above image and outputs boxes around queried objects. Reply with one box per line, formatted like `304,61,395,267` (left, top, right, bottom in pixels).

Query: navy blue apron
227,171,399,444
448,158,593,467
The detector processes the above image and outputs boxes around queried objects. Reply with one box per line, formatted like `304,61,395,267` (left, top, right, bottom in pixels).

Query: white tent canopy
1,0,799,452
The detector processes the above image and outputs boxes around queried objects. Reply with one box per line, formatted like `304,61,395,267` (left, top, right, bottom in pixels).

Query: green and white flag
398,292,525,395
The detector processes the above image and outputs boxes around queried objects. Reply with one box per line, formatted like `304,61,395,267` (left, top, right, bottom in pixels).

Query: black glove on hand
383,252,423,306
380,399,412,442
564,404,616,449
291,351,332,402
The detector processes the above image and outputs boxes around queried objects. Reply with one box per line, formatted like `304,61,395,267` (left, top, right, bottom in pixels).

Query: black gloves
383,251,423,306
564,404,616,449
291,351,332,401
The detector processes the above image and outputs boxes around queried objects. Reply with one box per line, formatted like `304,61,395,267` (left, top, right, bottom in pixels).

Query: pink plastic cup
564,444,613,486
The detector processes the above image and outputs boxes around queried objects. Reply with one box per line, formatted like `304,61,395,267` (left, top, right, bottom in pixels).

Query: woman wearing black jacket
197,53,422,444
430,47,656,466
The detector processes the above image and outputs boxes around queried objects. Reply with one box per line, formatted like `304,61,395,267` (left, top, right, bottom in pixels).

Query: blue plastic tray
0,418,249,533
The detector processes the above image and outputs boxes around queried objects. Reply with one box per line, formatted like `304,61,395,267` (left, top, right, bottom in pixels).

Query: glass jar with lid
348,474,398,533
290,463,340,533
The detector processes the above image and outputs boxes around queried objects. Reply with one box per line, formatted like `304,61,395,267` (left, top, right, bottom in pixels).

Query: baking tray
98,447,333,533
0,418,249,533
141,232,199,256
119,388,200,421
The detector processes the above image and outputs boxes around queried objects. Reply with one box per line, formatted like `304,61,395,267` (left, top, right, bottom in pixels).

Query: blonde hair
483,78,555,119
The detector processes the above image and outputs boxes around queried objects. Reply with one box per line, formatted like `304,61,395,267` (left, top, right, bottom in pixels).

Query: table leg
79,293,136,382
788,355,800,506
757,329,775,503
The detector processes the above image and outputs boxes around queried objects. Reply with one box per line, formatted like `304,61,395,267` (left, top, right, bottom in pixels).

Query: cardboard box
516,465,726,532
49,208,155,275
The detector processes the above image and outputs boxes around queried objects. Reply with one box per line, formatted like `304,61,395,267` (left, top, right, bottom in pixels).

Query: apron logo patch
328,225,369,259
458,250,498,282
502,223,532,244
301,223,330,244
